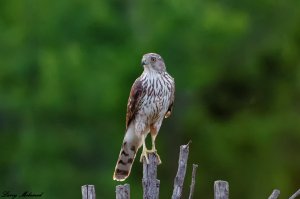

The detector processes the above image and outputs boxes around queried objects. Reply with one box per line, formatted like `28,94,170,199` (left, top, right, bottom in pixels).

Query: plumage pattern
113,53,175,181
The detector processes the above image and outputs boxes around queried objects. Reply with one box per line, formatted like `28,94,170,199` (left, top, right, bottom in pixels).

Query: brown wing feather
165,80,175,118
126,78,143,130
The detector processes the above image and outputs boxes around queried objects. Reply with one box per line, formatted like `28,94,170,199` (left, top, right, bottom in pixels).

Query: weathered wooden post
81,185,96,199
214,180,229,199
289,189,300,199
268,189,280,199
142,153,160,199
188,164,198,199
171,143,190,199
83,141,300,199
116,184,130,199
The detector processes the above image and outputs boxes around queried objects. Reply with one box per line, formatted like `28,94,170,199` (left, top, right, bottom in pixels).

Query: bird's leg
140,134,149,164
149,134,157,152
149,132,162,164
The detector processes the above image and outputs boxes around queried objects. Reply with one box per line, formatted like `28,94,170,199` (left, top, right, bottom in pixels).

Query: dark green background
1,0,300,198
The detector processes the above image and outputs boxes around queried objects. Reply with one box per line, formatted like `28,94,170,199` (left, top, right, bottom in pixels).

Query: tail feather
113,141,138,181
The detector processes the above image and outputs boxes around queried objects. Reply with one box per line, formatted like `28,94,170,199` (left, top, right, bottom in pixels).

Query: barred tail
113,126,140,181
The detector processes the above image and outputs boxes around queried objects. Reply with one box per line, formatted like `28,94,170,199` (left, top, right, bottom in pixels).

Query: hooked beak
141,59,146,66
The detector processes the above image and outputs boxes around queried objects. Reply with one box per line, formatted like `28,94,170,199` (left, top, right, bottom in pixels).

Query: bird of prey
113,53,175,181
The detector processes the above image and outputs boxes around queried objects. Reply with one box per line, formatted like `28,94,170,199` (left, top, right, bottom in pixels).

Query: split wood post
171,142,190,199
81,185,96,199
116,184,130,199
142,153,160,199
268,189,280,199
289,189,300,199
214,180,229,199
188,164,198,199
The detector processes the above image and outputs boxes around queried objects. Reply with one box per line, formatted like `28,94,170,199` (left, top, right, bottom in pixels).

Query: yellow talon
140,147,162,165
140,148,150,164
150,149,162,165
139,134,162,164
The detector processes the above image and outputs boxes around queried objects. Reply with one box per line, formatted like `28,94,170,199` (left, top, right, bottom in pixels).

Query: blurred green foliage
1,0,300,198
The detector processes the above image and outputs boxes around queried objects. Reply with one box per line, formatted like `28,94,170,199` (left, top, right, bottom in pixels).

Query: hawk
113,53,175,181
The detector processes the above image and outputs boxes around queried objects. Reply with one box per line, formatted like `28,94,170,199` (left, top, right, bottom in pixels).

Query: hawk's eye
150,57,156,63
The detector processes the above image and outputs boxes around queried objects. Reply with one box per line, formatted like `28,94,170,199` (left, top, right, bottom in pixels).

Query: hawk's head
141,53,166,72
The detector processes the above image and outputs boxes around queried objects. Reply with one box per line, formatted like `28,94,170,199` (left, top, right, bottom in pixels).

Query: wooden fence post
214,180,229,199
81,185,96,199
268,189,280,199
188,164,198,199
171,143,190,199
142,153,160,199
289,189,300,199
116,184,130,199
85,146,300,199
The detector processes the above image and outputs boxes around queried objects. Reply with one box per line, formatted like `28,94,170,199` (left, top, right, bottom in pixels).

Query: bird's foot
149,149,162,165
140,149,150,164
140,148,162,165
